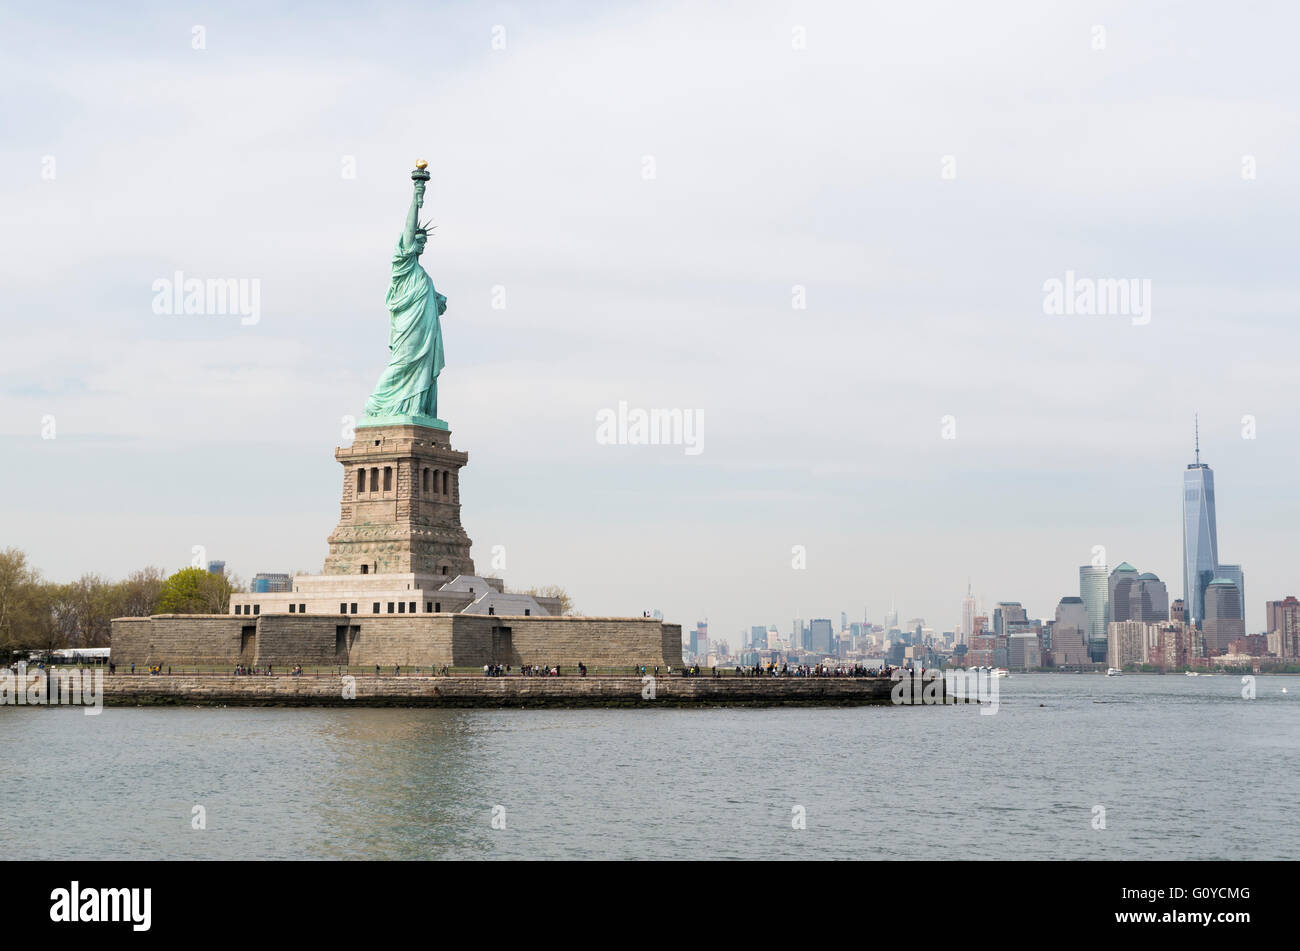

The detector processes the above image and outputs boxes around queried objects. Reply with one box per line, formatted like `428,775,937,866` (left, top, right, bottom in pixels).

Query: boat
993,668,1009,678
1106,668,1122,677
1185,671,1199,677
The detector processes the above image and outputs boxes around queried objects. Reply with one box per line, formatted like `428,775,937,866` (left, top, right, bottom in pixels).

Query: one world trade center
1182,419,1219,628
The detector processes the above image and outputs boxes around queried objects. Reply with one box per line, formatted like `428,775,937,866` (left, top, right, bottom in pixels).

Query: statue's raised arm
405,159,431,251
362,160,447,427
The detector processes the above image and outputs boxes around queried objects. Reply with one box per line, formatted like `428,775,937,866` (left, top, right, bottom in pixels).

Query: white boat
1106,668,1122,677
1185,671,1199,677
993,668,1009,678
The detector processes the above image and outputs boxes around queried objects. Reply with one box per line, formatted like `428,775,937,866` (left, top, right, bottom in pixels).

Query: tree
520,585,576,616
65,573,118,648
117,567,165,618
157,567,234,614
0,547,39,653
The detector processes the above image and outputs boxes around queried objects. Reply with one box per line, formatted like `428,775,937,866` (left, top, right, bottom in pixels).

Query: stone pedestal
324,423,476,578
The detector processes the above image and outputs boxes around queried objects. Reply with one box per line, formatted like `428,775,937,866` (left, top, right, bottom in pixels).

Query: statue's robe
364,234,446,419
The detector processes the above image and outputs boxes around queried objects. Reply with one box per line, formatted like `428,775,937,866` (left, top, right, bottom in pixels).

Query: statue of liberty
363,160,447,428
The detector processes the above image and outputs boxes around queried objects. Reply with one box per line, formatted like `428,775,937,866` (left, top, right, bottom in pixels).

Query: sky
2,1,1298,640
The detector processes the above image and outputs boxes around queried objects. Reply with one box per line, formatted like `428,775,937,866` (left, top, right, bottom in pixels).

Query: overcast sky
3,1,1297,639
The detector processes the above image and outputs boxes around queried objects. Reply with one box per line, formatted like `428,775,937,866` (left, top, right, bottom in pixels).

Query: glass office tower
1079,564,1109,662
1183,451,1219,630
1215,564,1244,623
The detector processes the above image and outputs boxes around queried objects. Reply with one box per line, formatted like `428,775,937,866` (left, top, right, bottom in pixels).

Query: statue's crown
415,218,436,235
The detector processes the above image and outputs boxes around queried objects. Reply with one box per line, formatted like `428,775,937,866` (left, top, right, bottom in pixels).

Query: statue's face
414,233,428,253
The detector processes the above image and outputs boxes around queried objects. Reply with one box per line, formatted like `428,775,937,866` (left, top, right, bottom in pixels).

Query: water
3,673,1296,859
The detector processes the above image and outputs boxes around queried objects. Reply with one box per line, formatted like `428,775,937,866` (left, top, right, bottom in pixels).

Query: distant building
1107,621,1149,668
1265,597,1300,660
1203,579,1245,654
1148,622,1191,669
207,560,226,577
1130,572,1169,622
808,619,834,655
1079,565,1109,662
1183,426,1219,628
1108,563,1140,623
1215,565,1245,625
252,572,292,593
1008,634,1041,668
960,583,977,645
690,620,707,656
750,625,768,650
993,602,1027,637
1053,597,1092,666
1228,635,1267,657
1171,598,1185,625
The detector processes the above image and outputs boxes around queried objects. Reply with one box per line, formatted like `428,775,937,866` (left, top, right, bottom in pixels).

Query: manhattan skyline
3,2,1297,639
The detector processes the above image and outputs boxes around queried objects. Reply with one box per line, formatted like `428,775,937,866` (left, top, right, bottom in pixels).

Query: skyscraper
1108,563,1139,623
1203,579,1244,654
1053,597,1091,666
808,619,834,656
960,582,976,645
994,602,1027,637
1079,564,1109,661
1130,573,1169,622
1183,418,1220,628
691,620,707,656
1215,564,1245,623
1266,597,1300,660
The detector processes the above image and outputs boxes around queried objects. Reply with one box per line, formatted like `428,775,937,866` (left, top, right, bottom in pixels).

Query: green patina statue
361,160,448,430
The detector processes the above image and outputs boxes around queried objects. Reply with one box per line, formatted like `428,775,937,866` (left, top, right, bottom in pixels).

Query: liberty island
111,162,687,683
101,162,949,706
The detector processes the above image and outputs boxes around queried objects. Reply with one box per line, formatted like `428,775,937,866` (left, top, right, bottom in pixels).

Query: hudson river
3,673,1296,860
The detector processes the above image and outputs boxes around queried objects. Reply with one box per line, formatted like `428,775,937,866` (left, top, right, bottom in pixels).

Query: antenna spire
1194,413,1200,465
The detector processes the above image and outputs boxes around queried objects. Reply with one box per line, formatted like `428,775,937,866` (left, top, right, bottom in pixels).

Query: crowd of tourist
730,662,897,678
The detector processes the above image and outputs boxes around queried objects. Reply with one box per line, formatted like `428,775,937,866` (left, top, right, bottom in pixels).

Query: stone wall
109,615,249,667
661,624,684,667
98,674,915,707
110,613,683,670
477,615,682,668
